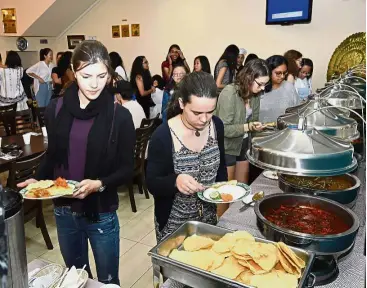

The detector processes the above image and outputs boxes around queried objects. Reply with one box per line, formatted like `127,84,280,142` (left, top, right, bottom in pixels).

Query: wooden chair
0,104,17,136
1,109,34,136
140,113,162,131
7,151,53,250
127,123,155,212
35,107,46,128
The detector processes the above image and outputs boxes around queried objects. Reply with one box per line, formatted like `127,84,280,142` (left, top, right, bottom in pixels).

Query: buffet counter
162,162,366,288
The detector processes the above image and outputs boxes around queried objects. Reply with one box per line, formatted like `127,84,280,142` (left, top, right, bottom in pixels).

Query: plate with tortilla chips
198,180,251,204
20,178,78,200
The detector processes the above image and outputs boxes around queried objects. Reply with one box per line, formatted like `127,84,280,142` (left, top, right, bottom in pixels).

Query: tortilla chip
232,252,252,261
232,231,255,242
169,249,214,270
250,270,298,288
212,240,233,253
242,259,268,275
48,184,74,196
277,249,301,278
183,235,215,252
208,251,225,271
239,269,254,285
27,180,54,190
277,242,306,269
211,256,245,279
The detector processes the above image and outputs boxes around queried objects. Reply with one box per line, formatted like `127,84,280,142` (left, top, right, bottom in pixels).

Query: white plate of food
262,170,278,180
20,178,78,200
197,180,251,204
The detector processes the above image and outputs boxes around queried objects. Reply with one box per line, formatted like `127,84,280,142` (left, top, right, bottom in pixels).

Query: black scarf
48,82,114,220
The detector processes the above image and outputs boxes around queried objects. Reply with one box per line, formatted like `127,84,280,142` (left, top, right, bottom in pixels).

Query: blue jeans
35,83,52,107
54,207,120,285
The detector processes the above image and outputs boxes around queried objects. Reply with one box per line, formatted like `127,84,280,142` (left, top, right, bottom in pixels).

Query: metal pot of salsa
277,174,361,208
254,193,359,256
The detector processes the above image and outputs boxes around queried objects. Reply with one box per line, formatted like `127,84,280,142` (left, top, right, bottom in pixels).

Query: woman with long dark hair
260,55,300,123
284,49,303,83
161,44,191,84
109,51,128,81
130,56,155,118
18,40,135,285
214,59,269,215
0,51,28,110
295,58,313,100
214,44,239,91
193,56,211,74
27,48,55,107
147,72,227,244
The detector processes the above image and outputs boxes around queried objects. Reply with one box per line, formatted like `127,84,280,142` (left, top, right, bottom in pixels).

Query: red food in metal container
265,205,350,235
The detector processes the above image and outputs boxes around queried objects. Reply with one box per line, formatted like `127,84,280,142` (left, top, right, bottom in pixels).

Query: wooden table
0,134,47,173
28,259,104,288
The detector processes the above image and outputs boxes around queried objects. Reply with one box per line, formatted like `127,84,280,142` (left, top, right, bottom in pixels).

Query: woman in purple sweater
18,41,135,285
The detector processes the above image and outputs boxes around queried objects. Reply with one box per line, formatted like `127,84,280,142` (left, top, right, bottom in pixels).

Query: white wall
52,0,366,89
0,37,55,67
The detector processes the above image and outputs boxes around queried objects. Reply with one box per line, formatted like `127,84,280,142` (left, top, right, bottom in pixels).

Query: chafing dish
277,105,359,142
148,221,316,288
285,99,350,118
247,128,357,176
254,194,359,256
278,173,361,208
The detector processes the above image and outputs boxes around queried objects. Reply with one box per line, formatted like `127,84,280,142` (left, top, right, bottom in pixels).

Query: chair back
35,107,46,128
134,123,154,173
1,109,34,135
140,113,162,132
7,151,46,189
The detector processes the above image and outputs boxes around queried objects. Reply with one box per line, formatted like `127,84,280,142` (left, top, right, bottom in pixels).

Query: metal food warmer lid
277,103,359,141
326,90,364,109
246,128,357,176
285,99,350,117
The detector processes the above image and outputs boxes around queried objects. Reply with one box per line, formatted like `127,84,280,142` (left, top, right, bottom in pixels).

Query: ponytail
166,90,182,120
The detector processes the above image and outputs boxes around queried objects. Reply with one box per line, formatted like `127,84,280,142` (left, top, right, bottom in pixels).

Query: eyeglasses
173,73,186,77
274,71,288,77
254,79,270,88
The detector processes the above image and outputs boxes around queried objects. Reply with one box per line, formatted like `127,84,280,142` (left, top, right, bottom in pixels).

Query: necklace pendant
195,130,200,137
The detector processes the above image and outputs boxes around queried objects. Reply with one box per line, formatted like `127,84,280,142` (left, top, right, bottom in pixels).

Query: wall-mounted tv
266,0,313,25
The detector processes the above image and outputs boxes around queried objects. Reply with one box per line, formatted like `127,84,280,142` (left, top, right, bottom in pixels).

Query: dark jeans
54,207,120,285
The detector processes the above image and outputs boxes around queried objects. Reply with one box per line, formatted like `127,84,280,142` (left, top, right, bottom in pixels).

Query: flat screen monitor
266,0,313,25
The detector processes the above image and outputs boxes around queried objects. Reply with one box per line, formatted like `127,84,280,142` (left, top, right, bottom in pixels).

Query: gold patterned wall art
112,25,120,38
327,32,366,81
131,24,140,37
121,25,130,37
2,8,16,33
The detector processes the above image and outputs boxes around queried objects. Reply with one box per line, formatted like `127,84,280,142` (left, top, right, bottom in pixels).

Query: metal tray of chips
148,221,316,288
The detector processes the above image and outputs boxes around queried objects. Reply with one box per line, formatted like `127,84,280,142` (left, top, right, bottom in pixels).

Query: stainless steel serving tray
148,221,316,288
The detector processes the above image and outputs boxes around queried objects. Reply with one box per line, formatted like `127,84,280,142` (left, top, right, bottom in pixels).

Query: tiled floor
26,186,156,288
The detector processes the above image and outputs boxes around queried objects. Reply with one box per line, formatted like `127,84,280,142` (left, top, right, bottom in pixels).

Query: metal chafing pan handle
284,235,313,247
305,273,316,288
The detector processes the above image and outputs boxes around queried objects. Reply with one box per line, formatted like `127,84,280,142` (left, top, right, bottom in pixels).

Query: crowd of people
0,41,315,285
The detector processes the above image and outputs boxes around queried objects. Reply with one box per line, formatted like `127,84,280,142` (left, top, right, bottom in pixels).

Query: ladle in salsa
265,205,350,235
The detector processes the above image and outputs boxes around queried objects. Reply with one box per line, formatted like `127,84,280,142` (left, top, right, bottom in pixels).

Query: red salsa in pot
265,205,350,235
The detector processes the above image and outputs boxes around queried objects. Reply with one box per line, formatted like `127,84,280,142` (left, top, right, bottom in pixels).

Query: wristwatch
97,180,106,193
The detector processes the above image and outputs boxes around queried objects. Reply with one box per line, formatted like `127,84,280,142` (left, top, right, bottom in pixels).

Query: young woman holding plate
146,72,228,243
18,40,135,285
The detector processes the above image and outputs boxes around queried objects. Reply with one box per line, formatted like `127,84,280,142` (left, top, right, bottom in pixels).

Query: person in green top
214,59,270,216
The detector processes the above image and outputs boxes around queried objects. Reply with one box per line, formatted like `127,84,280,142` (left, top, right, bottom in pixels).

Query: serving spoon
239,191,265,212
